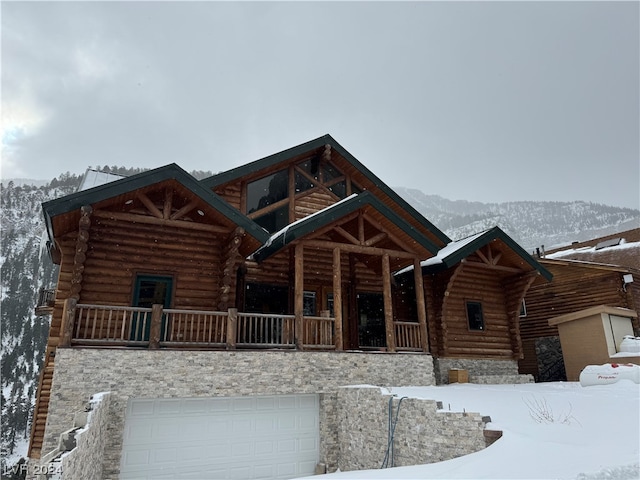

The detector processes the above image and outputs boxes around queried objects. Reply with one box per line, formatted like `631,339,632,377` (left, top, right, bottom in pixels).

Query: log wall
426,266,517,359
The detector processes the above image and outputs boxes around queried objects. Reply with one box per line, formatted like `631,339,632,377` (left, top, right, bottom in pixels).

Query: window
246,169,289,214
519,299,527,318
253,205,289,233
466,301,485,331
303,291,316,316
244,283,289,315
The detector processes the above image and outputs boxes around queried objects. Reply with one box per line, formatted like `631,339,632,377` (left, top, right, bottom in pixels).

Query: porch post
60,297,77,347
294,243,304,350
332,247,343,350
413,258,429,353
226,308,237,349
381,253,396,352
149,304,163,349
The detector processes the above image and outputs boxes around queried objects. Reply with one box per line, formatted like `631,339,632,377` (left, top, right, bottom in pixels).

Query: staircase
28,351,55,459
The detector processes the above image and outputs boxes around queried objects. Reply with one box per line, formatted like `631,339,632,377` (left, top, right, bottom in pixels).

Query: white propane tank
579,363,640,387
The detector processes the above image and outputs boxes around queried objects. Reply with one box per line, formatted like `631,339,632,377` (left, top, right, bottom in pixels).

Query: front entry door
131,275,173,341
356,292,386,349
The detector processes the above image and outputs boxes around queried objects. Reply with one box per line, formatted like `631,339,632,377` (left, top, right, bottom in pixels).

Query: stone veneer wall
433,358,533,384
41,349,435,479
59,392,111,480
336,386,487,471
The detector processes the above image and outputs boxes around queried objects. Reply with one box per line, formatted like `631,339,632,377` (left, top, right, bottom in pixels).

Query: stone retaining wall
59,392,111,480
336,386,487,471
433,357,533,384
40,348,435,478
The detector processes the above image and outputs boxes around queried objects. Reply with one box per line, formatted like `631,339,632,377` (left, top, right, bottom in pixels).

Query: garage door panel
121,394,319,480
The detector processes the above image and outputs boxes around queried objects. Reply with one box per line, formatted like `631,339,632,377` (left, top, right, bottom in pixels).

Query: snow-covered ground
299,380,639,480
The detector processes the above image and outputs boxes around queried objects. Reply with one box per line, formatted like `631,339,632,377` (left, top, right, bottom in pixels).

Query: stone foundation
38,348,435,479
433,357,534,384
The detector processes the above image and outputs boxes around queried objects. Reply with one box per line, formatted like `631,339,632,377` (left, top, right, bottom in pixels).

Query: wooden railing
73,304,153,346
236,313,296,348
303,315,335,349
63,300,339,350
162,309,228,346
394,321,422,351
35,287,56,315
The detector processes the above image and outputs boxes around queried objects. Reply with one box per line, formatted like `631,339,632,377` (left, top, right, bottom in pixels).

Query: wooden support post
294,244,304,350
60,297,77,347
227,308,237,349
149,304,163,349
332,247,343,350
382,254,396,352
414,258,429,353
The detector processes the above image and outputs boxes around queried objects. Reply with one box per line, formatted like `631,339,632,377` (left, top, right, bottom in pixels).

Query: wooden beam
93,209,230,234
60,297,77,347
138,192,164,219
163,188,173,219
334,226,360,245
294,243,304,350
364,232,387,247
414,258,429,353
362,213,421,256
149,304,163,349
333,247,343,350
169,200,198,221
304,239,419,260
358,213,365,243
463,259,523,274
382,253,396,352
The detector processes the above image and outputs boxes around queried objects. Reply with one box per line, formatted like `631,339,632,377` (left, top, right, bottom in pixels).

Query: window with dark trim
246,169,289,214
466,301,485,331
519,299,527,318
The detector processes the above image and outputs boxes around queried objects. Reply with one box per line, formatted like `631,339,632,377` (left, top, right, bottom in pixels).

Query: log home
520,229,640,382
30,135,550,478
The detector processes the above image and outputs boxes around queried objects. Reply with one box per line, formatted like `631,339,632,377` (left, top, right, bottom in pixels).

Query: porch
59,298,424,352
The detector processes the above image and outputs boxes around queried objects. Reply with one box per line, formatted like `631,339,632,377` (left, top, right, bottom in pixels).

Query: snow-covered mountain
396,187,640,251
0,171,638,471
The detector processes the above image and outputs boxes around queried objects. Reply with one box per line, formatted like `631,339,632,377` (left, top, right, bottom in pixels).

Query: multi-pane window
246,169,289,214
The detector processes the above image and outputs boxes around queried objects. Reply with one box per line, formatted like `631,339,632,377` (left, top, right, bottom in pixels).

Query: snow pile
619,335,640,354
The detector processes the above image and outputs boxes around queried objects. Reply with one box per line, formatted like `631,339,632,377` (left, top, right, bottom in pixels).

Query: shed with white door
549,305,639,381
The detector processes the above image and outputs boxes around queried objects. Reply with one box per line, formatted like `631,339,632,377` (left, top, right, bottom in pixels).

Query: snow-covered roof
78,169,126,191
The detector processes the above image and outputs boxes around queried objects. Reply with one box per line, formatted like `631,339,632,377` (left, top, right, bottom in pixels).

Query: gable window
519,299,527,318
254,204,289,233
247,169,289,214
466,301,485,331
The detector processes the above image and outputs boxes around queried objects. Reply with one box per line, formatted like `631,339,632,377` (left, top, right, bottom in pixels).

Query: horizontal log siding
442,267,514,359
213,184,242,210
82,215,223,311
522,265,632,340
294,190,337,221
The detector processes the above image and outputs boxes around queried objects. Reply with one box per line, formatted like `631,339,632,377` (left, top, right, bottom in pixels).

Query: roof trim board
200,134,451,246
42,163,271,244
416,226,553,281
251,191,441,263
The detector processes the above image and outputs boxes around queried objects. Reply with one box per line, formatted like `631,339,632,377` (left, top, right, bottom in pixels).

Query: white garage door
119,394,319,479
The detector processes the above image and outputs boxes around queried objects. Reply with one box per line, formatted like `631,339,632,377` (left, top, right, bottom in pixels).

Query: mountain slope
396,187,640,251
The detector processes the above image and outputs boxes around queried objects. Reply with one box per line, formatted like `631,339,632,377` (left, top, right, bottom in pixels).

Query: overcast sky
2,1,639,209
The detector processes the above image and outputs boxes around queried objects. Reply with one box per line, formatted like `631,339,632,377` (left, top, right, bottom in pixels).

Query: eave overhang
251,191,440,264
43,163,270,246
201,134,451,247
421,226,553,281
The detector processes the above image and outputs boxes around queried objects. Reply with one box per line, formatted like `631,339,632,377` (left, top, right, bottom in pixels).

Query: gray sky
2,1,639,209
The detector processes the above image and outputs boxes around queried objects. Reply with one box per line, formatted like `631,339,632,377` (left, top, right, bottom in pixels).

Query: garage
119,394,320,479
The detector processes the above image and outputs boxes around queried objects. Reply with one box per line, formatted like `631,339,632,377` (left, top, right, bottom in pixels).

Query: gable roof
201,134,451,246
251,191,440,264
414,226,553,281
43,163,270,245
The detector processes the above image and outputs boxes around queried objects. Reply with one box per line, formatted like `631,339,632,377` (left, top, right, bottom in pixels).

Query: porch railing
63,300,338,350
35,287,56,315
63,300,423,351
394,321,422,351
